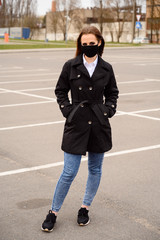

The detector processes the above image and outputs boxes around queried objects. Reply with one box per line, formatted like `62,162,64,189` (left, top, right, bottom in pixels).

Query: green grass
0,44,76,50
0,39,77,49
105,42,142,47
0,38,143,50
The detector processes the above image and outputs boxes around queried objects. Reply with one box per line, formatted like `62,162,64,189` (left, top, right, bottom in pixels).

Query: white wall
32,22,146,42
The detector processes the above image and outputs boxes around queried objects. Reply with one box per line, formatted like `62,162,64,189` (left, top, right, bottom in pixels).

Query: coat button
111,104,115,108
89,86,93,90
88,121,92,125
104,112,107,116
61,104,64,108
80,104,84,108
79,86,82,90
77,74,81,78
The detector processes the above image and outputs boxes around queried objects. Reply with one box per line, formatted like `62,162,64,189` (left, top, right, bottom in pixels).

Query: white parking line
0,87,160,103
132,113,160,121
0,87,54,94
13,66,24,69
145,78,160,82
0,89,8,93
120,90,160,96
0,144,160,177
0,87,55,101
0,78,159,85
106,56,160,60
111,60,160,65
0,69,49,74
117,108,160,115
118,79,160,84
134,63,146,66
133,108,160,113
0,100,55,108
0,79,56,84
118,110,160,121
0,66,23,70
20,87,54,92
134,63,160,66
0,72,58,78
0,120,65,131
0,108,159,130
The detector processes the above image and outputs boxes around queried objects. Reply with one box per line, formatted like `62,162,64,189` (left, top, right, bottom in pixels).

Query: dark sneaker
77,208,90,226
41,210,57,232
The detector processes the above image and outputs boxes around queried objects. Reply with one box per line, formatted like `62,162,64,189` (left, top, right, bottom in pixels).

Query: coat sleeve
104,66,119,118
55,61,73,118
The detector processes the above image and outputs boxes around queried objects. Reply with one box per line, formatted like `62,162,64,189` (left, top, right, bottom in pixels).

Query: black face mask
81,44,99,58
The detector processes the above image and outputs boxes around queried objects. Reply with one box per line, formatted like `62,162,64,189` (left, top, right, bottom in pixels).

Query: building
33,1,147,43
146,0,160,43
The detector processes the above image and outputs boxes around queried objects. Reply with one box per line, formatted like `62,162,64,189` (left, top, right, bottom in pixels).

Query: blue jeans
51,152,104,212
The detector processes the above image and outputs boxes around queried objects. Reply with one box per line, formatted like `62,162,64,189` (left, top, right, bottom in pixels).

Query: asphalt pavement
0,47,160,240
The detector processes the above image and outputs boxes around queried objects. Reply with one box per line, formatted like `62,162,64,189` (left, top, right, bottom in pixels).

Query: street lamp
45,12,48,42
100,0,103,34
65,0,70,43
132,0,136,42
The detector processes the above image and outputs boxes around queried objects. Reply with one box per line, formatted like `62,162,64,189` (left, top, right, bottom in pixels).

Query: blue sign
136,22,142,29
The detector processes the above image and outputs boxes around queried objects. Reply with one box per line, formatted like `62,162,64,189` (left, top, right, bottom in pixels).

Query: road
0,47,160,240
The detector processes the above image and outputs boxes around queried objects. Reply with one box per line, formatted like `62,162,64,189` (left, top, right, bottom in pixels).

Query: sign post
136,15,142,37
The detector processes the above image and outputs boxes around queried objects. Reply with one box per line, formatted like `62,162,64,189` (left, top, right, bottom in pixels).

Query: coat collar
72,54,110,70
71,54,89,78
71,54,110,80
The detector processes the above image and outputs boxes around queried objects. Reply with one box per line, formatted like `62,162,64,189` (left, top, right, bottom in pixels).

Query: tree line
0,0,159,43
0,0,37,37
147,0,160,43
47,0,144,42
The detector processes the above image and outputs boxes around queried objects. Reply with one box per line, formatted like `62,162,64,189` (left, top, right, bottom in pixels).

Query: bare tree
0,0,6,27
107,0,132,42
2,0,37,27
72,8,84,33
106,22,114,41
94,0,108,34
154,5,160,43
147,0,160,43
56,0,80,40
93,0,133,42
23,14,38,39
48,12,59,40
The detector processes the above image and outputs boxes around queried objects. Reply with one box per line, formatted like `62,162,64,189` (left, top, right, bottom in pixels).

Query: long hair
75,26,105,57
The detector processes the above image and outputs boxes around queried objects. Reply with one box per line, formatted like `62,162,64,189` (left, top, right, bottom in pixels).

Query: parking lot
0,47,160,240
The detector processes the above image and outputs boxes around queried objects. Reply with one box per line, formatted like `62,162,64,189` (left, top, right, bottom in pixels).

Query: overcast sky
37,0,94,16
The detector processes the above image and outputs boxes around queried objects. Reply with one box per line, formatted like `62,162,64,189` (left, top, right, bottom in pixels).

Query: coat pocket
90,104,109,126
60,105,73,118
98,104,110,119
67,100,88,123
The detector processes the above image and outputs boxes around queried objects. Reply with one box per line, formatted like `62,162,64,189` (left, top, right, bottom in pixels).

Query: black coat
55,54,119,155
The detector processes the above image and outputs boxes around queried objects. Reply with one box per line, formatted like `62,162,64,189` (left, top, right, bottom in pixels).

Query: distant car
133,37,150,43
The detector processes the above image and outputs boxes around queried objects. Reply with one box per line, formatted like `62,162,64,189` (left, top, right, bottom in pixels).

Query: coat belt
67,99,106,125
73,100,103,105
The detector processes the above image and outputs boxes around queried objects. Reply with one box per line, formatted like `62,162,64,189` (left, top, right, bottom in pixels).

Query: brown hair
75,26,105,57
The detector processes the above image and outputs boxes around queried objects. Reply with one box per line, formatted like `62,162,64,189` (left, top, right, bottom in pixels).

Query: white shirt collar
83,54,98,67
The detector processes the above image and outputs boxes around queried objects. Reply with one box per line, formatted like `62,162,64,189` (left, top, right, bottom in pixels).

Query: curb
0,45,160,54
0,48,76,54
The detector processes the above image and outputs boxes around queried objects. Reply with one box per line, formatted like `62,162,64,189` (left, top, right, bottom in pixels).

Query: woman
41,26,119,232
